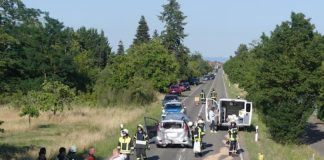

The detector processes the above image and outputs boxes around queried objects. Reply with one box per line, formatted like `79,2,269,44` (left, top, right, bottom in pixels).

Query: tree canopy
224,12,323,143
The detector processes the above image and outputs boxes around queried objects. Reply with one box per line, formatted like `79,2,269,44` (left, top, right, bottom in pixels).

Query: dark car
168,85,182,95
189,78,200,85
180,81,191,91
162,94,180,106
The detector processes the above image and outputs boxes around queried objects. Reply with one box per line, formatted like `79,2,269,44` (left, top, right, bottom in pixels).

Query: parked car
162,101,186,116
178,84,186,92
162,94,180,106
189,78,200,85
203,75,210,81
168,85,182,95
156,113,193,148
180,81,191,91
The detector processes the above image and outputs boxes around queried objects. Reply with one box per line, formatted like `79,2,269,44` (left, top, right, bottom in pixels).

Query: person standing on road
208,108,217,133
193,122,203,157
133,124,149,160
228,122,239,155
117,129,134,160
210,88,217,101
200,90,206,104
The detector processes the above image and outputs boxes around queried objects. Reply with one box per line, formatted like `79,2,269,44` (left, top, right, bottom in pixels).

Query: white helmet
198,119,204,124
122,129,129,134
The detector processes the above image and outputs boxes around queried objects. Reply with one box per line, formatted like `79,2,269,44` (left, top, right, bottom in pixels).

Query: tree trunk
28,115,31,126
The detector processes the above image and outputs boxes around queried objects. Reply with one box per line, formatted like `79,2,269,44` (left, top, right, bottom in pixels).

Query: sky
24,0,324,61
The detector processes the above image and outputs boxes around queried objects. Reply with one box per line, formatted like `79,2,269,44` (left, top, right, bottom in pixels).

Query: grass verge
223,73,324,160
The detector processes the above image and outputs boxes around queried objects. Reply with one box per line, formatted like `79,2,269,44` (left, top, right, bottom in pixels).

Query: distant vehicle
168,85,182,95
144,113,193,148
203,75,210,81
209,74,215,80
189,78,200,85
178,84,186,92
217,98,253,127
162,101,186,116
180,81,191,91
162,94,180,106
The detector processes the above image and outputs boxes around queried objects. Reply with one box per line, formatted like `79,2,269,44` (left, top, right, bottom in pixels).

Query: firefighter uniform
117,129,134,160
200,90,206,103
193,125,203,157
210,89,217,101
134,125,149,160
228,124,238,155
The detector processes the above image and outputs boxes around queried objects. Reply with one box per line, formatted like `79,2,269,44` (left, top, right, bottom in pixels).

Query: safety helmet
137,124,144,129
122,129,129,135
197,119,204,124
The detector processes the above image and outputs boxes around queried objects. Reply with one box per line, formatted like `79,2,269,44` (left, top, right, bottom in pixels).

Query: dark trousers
229,141,237,153
210,120,216,131
136,148,147,159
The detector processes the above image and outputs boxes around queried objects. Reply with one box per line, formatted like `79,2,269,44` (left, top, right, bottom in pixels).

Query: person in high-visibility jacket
200,90,206,103
117,129,134,160
228,122,238,155
133,124,149,160
210,88,217,101
193,122,203,157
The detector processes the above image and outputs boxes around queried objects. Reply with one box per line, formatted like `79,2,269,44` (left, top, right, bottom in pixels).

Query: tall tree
159,0,189,77
235,44,248,56
152,29,159,39
117,40,125,55
133,16,150,45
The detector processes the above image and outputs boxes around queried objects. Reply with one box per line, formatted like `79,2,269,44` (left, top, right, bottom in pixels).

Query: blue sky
24,0,324,60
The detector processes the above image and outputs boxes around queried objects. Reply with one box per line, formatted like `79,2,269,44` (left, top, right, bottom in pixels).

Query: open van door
144,117,159,139
245,102,253,126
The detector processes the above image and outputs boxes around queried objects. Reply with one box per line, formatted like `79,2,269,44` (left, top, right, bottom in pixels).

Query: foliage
159,0,190,78
187,52,212,78
224,12,323,143
16,90,41,125
0,120,4,133
95,40,179,106
116,40,125,55
40,80,75,115
133,16,150,45
0,0,111,94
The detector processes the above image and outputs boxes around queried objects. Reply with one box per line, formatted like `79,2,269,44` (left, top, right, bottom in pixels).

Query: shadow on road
147,155,160,160
0,144,34,160
304,122,324,145
200,149,214,157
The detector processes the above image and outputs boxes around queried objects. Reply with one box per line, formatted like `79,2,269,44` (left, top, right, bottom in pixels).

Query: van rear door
245,102,253,126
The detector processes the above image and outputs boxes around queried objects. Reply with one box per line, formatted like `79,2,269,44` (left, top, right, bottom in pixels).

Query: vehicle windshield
164,96,178,101
162,122,183,129
164,103,182,110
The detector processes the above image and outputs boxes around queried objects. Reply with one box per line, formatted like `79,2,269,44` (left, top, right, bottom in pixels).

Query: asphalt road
136,69,244,160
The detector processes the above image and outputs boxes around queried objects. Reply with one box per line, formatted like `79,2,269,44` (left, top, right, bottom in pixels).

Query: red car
178,84,186,92
169,85,182,95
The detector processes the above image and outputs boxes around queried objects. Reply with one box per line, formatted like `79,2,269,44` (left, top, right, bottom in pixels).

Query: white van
206,98,253,127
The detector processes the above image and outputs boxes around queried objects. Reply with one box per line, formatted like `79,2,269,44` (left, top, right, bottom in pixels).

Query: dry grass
0,105,144,158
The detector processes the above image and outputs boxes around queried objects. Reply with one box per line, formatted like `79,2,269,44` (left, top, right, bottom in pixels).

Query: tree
224,12,323,143
152,29,159,39
159,0,189,77
117,40,125,55
133,16,150,45
18,91,41,125
235,44,248,56
40,80,75,115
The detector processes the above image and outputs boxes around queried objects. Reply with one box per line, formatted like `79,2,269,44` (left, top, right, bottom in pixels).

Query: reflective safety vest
228,128,238,141
211,91,217,99
193,127,202,142
117,136,133,154
200,92,205,100
134,132,148,148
